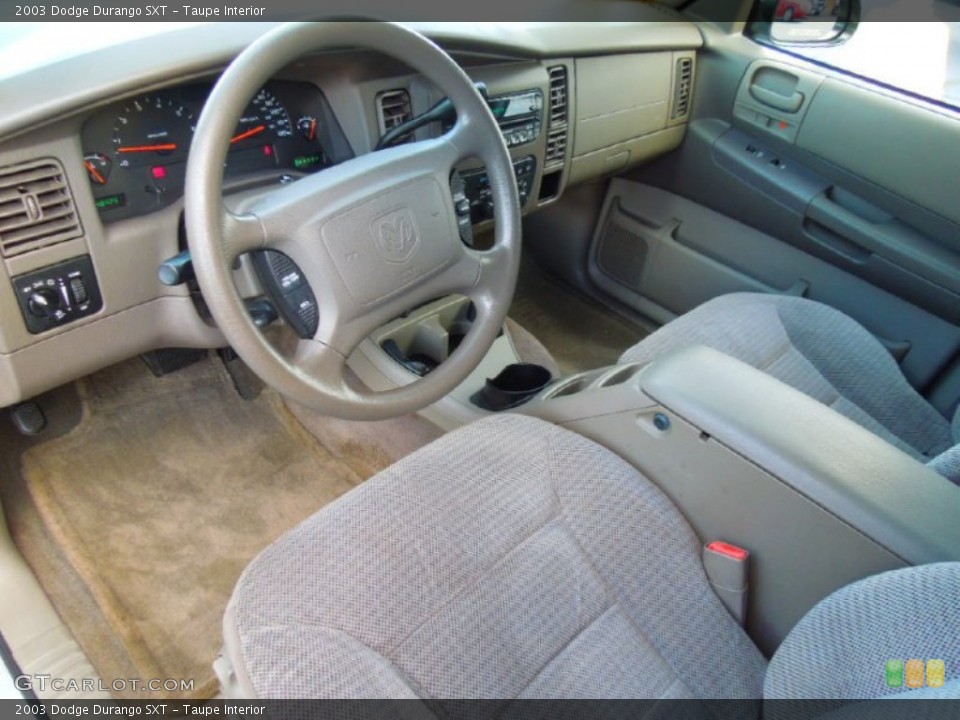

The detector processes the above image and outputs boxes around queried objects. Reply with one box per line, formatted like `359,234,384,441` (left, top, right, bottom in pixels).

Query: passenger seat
618,293,960,483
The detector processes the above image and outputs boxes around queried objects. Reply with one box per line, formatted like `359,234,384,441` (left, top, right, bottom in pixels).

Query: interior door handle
749,84,804,113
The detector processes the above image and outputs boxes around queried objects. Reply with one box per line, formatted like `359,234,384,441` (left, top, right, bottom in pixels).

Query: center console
519,346,960,656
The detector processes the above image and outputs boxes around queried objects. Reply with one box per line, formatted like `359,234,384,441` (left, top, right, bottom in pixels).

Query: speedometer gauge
112,95,194,168
232,88,293,146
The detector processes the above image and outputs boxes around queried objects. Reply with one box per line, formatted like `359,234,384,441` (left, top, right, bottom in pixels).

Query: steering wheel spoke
220,208,266,259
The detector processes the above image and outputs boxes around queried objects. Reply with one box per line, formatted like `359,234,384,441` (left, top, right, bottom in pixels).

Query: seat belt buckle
703,541,750,626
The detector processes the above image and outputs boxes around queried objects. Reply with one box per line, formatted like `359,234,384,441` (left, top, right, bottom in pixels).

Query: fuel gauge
84,153,112,186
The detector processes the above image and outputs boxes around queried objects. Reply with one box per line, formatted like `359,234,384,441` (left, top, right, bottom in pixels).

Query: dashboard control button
459,155,537,224
13,256,103,334
266,251,304,292
28,288,61,318
250,250,319,338
69,277,89,305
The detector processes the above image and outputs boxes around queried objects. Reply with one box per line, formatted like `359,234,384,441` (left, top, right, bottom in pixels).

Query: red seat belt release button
703,541,750,626
707,541,750,562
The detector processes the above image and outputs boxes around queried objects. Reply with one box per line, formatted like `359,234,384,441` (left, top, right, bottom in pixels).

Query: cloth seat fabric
765,562,960,700
230,414,767,700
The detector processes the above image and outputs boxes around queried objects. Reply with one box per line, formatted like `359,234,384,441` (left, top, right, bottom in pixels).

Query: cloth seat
619,293,958,480
224,415,959,701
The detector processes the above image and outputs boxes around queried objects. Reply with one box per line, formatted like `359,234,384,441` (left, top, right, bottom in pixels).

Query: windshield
0,22,203,81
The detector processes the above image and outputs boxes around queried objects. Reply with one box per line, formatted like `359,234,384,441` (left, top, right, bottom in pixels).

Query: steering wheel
184,22,521,420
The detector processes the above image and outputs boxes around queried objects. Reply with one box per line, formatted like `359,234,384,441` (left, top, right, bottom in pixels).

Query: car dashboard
0,19,702,407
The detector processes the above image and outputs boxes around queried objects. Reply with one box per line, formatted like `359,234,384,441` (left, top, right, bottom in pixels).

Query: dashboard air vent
376,88,414,144
0,159,82,258
671,57,694,119
545,65,569,168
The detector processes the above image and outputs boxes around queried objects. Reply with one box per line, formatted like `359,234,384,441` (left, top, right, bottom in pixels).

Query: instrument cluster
80,80,354,223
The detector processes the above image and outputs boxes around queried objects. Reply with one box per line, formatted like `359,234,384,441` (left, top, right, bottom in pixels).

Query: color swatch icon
885,659,947,689
905,659,925,688
927,659,946,688
885,659,903,688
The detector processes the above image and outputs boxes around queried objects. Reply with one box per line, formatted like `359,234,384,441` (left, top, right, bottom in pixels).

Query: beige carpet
510,256,649,376
3,356,441,699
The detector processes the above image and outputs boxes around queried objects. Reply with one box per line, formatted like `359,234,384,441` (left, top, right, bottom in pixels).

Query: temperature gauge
297,115,319,142
84,153,112,186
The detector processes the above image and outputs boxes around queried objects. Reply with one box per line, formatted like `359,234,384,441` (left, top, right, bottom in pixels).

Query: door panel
585,178,960,393
798,78,960,225
617,29,960,412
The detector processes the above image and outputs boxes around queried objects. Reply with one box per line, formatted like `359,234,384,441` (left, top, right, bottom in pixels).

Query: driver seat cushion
619,293,952,461
228,414,767,699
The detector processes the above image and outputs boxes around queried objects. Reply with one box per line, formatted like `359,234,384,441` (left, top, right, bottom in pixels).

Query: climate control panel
13,255,103,334
451,155,537,247
461,155,537,226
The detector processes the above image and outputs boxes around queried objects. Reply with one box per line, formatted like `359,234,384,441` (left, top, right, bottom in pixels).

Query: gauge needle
308,119,317,141
84,160,107,185
117,143,178,153
231,125,266,144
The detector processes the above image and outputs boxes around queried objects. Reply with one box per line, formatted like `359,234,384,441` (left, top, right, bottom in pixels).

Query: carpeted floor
510,256,649,376
2,356,442,700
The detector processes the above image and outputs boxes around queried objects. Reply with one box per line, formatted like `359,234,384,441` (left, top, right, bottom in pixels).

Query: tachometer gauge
112,95,194,168
232,88,293,146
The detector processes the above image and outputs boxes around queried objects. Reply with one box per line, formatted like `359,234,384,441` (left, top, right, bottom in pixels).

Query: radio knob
28,287,61,318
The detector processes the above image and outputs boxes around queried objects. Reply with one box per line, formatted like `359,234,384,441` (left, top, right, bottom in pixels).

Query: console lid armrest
640,346,960,565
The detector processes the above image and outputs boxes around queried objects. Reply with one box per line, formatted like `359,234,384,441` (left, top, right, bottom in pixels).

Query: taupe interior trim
641,346,960,565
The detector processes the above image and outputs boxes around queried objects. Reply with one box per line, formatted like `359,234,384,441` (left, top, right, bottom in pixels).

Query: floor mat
4,356,441,699
509,256,649,376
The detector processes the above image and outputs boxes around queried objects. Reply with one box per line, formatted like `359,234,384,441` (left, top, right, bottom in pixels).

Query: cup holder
550,375,592,398
542,363,643,401
473,363,553,411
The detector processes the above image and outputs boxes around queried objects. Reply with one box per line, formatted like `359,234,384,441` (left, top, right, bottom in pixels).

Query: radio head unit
489,90,543,121
488,89,543,148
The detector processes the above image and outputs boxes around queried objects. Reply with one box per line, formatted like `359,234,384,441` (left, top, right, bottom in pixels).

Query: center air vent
545,65,569,168
376,88,414,144
671,57,694,119
0,159,82,258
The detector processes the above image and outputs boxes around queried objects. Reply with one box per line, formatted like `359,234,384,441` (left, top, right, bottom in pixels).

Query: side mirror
750,0,860,45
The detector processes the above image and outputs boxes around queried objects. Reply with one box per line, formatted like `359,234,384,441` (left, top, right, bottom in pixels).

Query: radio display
489,91,543,120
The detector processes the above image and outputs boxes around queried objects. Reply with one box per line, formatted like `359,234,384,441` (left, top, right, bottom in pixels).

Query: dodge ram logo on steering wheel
374,207,420,263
